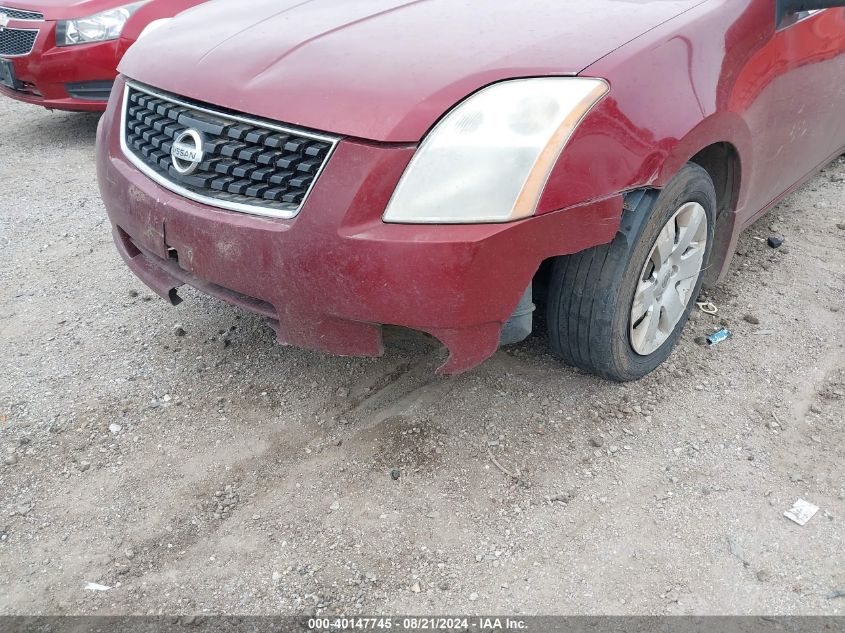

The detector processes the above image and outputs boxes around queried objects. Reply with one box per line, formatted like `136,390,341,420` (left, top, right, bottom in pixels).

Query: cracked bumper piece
97,86,622,374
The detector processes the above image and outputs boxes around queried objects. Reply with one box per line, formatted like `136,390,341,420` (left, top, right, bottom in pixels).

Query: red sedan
96,0,845,381
0,0,205,111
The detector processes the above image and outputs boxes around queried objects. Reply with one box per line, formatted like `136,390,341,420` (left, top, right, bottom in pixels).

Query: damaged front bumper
96,86,622,374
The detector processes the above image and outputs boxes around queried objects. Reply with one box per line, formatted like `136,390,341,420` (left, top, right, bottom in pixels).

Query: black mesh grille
123,85,335,216
0,6,44,20
0,28,37,55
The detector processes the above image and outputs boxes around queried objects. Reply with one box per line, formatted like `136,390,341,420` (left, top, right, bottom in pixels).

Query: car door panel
739,7,845,224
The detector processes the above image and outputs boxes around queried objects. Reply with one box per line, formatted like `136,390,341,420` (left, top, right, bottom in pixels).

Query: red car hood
120,0,703,142
4,0,131,20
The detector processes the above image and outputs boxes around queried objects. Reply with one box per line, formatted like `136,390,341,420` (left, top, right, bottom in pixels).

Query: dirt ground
0,98,843,617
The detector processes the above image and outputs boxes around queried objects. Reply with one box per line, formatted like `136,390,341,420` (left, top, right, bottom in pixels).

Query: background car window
782,9,823,27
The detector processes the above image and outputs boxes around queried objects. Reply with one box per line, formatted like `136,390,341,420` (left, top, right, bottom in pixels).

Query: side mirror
777,0,845,25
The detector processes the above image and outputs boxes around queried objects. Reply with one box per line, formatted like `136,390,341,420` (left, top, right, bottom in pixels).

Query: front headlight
56,2,148,47
383,77,609,224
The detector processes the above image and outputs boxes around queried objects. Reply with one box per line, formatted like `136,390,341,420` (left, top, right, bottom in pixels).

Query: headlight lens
383,78,609,224
57,2,147,47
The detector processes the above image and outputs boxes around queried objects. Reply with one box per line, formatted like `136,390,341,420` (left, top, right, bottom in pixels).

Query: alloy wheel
629,201,708,356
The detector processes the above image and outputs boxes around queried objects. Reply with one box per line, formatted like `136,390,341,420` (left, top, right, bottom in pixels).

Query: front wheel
546,163,717,381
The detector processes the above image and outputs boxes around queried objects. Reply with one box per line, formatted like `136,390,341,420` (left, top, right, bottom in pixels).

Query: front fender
538,0,760,215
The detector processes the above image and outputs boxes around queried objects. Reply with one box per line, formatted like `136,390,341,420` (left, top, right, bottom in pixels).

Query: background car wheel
546,163,717,381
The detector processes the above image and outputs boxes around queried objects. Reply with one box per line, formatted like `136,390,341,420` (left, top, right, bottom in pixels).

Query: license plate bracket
0,58,18,90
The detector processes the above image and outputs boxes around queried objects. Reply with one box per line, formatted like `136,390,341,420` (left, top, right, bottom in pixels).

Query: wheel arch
688,142,742,219
663,115,752,284
687,141,744,286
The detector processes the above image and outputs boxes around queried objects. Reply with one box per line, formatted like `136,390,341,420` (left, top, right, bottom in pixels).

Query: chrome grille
0,27,37,56
120,82,337,219
0,6,44,20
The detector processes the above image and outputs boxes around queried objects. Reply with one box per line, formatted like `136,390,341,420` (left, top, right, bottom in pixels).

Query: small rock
128,289,139,298
694,336,708,346
837,223,845,231
124,549,135,560
469,592,479,602
336,387,350,398
3,454,18,466
329,501,340,512
756,569,772,582
390,469,401,481
589,436,604,448
743,314,760,325
173,324,186,337
809,404,822,415
272,571,283,584
551,490,575,504
109,423,122,435
79,461,91,472
728,537,750,567
411,582,421,593
767,236,783,249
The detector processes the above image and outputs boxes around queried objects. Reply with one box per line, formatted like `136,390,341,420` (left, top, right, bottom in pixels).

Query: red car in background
0,0,205,111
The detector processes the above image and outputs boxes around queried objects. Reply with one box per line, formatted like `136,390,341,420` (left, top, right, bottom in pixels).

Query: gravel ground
0,98,844,616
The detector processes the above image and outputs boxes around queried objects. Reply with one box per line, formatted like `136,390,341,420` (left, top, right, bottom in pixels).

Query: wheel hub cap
629,201,708,356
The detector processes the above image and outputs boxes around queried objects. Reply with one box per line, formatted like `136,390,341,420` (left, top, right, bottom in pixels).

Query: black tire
546,163,717,381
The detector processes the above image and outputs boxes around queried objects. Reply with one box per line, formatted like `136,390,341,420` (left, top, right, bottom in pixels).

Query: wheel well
534,143,742,296
688,142,741,217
